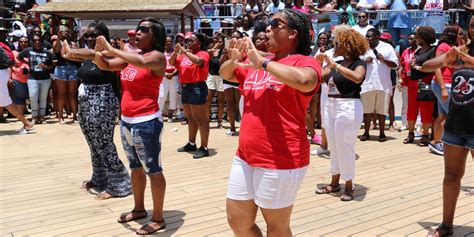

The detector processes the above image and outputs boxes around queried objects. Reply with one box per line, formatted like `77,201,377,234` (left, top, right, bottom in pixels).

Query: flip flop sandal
315,184,341,194
403,132,415,144
340,189,355,201
117,209,148,223
136,219,166,235
427,223,453,237
80,181,97,189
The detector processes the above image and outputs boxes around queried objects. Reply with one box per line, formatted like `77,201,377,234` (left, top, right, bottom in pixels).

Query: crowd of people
0,0,473,236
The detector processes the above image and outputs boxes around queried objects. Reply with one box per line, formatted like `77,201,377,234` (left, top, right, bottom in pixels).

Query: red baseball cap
176,33,185,39
127,29,136,37
380,32,392,40
184,32,193,39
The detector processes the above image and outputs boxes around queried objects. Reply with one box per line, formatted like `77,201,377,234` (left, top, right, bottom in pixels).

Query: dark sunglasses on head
136,25,151,33
269,18,288,28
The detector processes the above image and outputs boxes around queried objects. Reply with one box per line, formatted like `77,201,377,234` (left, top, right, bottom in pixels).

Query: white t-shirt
266,2,286,14
352,24,374,38
361,41,399,95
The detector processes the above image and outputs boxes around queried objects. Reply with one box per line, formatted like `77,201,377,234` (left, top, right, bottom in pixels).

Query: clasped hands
227,37,265,69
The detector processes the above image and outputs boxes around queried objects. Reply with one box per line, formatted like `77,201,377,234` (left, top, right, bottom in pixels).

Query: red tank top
120,63,163,118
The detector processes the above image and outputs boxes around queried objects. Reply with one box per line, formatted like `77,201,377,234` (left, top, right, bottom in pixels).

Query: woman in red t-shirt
93,18,168,235
220,9,321,236
170,33,211,159
11,36,30,114
428,25,463,155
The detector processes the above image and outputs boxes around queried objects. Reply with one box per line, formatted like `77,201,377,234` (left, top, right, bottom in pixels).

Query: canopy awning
30,0,205,19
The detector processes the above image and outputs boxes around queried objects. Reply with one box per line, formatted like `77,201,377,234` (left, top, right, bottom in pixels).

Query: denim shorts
54,65,78,81
120,118,164,174
431,80,451,115
12,80,29,105
181,81,208,105
442,131,474,150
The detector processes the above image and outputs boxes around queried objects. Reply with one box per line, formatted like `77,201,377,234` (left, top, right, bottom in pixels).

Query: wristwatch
262,59,271,71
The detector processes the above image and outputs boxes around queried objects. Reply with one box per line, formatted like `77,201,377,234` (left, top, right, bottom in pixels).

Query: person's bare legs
321,128,328,150
55,80,67,123
430,144,469,237
67,80,79,121
217,91,225,125
136,172,167,234
117,168,147,222
4,103,33,129
227,199,262,237
442,145,468,226
225,88,237,132
432,113,446,144
205,89,217,123
261,205,294,237
190,104,210,148
378,114,386,138
183,104,198,144
306,95,318,139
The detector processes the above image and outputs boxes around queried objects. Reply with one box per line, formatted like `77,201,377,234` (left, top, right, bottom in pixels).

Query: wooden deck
0,118,472,237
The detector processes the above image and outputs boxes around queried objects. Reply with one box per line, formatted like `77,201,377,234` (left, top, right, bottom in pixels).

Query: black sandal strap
437,223,453,233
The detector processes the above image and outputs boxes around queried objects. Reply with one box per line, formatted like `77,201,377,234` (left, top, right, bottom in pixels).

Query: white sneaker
398,125,408,132
311,148,330,156
15,127,35,135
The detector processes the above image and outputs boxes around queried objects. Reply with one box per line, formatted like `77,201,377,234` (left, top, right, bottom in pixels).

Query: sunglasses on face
83,33,98,38
269,18,288,28
136,25,151,33
33,39,41,42
358,15,367,19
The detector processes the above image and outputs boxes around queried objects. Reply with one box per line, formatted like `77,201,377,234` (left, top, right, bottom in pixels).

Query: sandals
418,134,431,147
427,223,453,237
117,209,148,223
340,189,355,201
359,133,370,142
315,184,341,194
80,181,96,189
403,132,415,144
136,219,166,235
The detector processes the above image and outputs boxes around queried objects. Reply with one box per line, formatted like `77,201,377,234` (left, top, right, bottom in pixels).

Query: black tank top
209,50,222,76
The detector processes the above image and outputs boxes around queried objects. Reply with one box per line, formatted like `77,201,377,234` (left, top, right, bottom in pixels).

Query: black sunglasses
269,18,288,28
358,15,367,19
136,25,151,33
83,33,98,38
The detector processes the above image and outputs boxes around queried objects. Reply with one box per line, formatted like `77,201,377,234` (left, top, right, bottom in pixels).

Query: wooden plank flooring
0,118,472,236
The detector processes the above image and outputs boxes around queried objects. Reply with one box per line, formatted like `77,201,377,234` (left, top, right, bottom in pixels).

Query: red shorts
407,79,434,124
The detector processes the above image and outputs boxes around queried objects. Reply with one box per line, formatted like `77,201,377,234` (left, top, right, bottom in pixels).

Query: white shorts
206,74,224,92
227,157,307,209
0,69,12,107
223,83,238,90
360,90,390,115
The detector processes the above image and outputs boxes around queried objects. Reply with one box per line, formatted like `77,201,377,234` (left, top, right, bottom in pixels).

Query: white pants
323,98,363,181
0,69,12,107
401,86,408,126
320,83,328,128
158,76,179,111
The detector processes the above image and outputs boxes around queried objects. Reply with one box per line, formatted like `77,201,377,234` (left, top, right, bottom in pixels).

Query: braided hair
280,9,312,56
138,17,166,53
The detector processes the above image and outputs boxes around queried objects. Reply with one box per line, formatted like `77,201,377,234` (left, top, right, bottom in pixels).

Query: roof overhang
30,0,204,20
